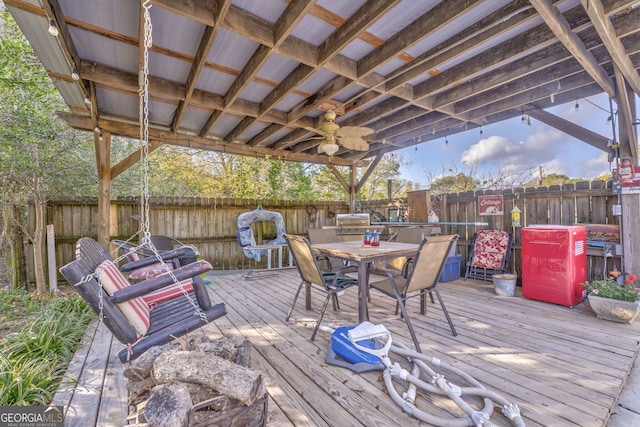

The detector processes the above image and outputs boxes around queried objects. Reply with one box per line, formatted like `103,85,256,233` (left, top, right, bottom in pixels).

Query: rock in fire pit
124,335,267,427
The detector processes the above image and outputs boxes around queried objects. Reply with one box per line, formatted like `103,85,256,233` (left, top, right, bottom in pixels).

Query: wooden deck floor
54,269,640,426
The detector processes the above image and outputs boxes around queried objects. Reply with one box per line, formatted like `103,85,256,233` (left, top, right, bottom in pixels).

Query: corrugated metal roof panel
150,7,206,57
72,27,138,74
60,0,138,39
290,14,336,47
365,0,439,40
238,82,274,103
231,0,287,24
148,51,192,86
255,53,299,83
206,28,260,70
196,68,237,95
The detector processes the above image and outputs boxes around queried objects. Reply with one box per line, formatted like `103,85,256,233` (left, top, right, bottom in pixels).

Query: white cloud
461,126,563,168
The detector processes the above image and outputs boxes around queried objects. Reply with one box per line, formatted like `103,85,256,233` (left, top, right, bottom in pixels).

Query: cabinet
521,225,587,307
407,190,430,222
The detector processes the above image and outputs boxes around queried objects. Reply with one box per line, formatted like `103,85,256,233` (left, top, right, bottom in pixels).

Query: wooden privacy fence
435,180,618,284
29,180,618,286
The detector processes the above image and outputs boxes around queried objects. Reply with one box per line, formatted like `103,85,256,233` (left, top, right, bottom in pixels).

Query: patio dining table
311,240,419,322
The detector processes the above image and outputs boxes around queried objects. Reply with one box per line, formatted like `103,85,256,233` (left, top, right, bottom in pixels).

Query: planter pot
587,295,640,324
493,274,517,297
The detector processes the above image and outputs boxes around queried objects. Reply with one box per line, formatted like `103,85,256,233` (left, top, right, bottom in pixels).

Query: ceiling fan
304,110,375,155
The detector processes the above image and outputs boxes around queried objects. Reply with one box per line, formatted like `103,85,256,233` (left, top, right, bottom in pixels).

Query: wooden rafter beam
525,107,611,151
355,153,383,193
613,65,639,163
181,0,232,137
251,0,400,147
57,112,356,167
529,0,616,97
219,0,315,141
580,0,640,95
78,60,316,129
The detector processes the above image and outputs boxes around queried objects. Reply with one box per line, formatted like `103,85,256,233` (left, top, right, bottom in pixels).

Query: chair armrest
109,260,211,303
120,248,187,272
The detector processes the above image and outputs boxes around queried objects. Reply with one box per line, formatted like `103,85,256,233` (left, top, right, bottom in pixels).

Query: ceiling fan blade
338,137,369,151
337,126,374,138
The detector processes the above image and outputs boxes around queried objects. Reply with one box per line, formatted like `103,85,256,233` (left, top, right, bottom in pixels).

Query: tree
311,153,411,201
0,8,95,292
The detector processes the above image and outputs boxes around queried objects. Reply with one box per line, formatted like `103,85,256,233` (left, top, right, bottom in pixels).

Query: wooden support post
620,193,639,275
96,131,111,246
46,224,57,293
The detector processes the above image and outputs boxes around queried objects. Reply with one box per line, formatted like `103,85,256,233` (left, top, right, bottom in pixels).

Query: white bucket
493,274,517,297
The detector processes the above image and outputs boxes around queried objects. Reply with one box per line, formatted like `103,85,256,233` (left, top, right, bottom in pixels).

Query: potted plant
582,272,640,324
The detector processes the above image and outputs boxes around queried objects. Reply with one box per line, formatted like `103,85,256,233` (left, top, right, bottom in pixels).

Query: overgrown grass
0,289,94,405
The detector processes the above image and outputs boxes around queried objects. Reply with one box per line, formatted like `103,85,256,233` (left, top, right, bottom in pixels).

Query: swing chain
136,1,206,323
139,0,152,241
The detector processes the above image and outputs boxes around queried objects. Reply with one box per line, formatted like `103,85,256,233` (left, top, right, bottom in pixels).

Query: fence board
30,181,619,286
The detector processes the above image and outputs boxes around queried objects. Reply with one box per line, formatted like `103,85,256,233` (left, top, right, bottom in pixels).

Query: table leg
357,261,369,322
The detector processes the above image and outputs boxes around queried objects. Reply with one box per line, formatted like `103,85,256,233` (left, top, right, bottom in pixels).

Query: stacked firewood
124,335,266,427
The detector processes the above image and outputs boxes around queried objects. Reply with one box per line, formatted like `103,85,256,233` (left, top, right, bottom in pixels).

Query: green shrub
0,290,93,405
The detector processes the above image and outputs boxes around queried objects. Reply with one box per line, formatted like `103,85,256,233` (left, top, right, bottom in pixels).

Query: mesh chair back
405,235,458,295
307,228,339,244
392,226,424,244
285,234,326,288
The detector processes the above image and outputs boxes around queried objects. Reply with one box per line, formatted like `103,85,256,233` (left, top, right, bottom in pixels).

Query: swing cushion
142,278,194,305
128,264,171,281
98,261,150,336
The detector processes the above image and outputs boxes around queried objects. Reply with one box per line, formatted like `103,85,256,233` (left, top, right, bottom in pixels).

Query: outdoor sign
478,195,504,216
612,164,640,194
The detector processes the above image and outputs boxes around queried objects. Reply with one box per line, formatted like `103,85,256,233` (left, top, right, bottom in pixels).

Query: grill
328,213,372,237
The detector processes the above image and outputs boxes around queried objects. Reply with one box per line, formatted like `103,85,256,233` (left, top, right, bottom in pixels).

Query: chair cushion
142,278,194,305
97,260,150,336
471,230,510,270
321,271,357,288
127,263,172,281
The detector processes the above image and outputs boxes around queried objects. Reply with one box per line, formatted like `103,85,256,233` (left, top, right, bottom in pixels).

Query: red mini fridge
521,225,587,307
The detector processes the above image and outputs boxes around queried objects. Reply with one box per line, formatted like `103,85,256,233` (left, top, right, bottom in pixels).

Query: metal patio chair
370,234,460,352
464,230,513,282
284,234,358,341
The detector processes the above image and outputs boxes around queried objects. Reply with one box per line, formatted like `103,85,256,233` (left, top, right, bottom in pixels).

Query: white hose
387,341,525,426
323,322,526,427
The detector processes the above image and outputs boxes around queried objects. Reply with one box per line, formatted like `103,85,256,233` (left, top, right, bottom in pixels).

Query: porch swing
59,1,226,362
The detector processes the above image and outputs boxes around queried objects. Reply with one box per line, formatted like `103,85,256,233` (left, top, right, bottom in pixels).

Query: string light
71,68,79,81
47,19,59,37
480,126,483,135
444,136,449,146
83,96,91,106
98,133,104,143
574,100,579,112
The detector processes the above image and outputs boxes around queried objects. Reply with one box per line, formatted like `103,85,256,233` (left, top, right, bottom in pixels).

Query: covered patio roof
5,0,640,170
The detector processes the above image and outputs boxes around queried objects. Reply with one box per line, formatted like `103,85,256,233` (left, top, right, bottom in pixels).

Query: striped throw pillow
97,260,150,336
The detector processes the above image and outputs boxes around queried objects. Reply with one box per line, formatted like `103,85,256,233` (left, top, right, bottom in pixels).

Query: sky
398,93,639,189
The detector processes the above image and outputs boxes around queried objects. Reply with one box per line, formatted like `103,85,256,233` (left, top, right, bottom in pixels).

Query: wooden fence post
47,224,57,293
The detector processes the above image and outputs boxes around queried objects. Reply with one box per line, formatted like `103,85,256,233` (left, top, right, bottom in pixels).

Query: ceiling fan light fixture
322,142,340,156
